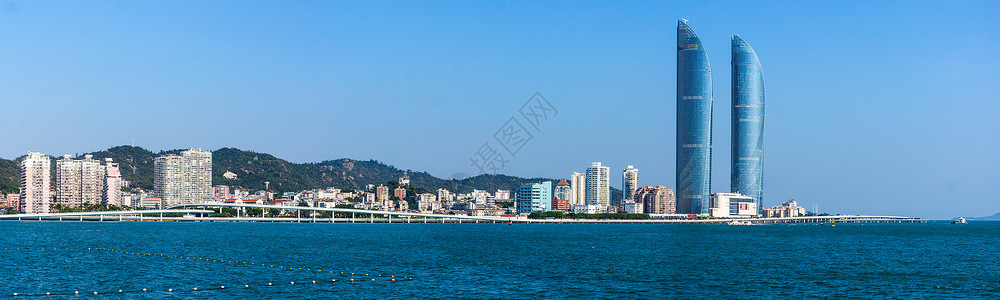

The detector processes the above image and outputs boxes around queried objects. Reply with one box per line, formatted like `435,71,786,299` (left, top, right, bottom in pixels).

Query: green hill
2,146,621,198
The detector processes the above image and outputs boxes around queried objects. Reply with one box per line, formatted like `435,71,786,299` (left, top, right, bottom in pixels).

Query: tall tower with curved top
676,20,713,215
731,35,765,214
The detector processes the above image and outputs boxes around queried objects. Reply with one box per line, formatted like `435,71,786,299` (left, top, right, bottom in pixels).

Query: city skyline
0,1,997,219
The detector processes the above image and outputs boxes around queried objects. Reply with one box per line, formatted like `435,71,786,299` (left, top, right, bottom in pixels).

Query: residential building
622,165,638,205
376,185,389,201
20,152,51,214
394,187,406,199
153,148,212,208
471,189,489,204
516,181,552,214
437,188,453,202
709,192,757,218
495,189,511,201
55,155,106,207
586,162,610,209
635,186,676,214
731,34,766,214
677,20,714,215
104,158,122,206
212,185,230,202
763,199,806,218
570,172,586,206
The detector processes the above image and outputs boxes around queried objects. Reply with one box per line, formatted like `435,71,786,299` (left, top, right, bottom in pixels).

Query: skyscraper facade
569,172,586,206
104,158,122,206
20,152,51,214
622,165,638,204
676,20,714,215
154,148,212,208
731,35,765,214
586,162,610,208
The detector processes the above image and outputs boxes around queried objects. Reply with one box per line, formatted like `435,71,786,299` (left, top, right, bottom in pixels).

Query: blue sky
1,1,997,219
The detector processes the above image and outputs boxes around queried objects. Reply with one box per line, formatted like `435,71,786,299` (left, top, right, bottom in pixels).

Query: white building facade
585,162,610,209
20,152,51,214
154,148,212,208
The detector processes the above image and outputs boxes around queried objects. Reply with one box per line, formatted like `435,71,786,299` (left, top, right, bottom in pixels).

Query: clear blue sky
1,1,997,219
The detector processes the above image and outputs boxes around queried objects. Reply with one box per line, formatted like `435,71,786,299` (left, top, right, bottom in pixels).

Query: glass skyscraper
676,20,713,215
731,35,765,213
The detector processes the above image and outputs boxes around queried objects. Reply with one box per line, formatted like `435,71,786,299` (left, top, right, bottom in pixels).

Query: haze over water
2,222,997,299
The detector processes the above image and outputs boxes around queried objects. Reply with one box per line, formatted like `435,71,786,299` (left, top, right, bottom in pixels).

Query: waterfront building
571,204,606,214
376,185,389,201
622,165,638,205
394,187,406,199
586,162,610,209
552,197,570,211
554,180,571,203
20,152,51,214
709,192,757,218
104,158,122,206
55,155,106,207
570,172,586,206
121,194,134,207
676,20,714,215
623,202,643,214
635,185,676,214
731,35,766,214
516,181,552,214
763,199,806,218
141,196,162,209
212,185,231,202
153,148,212,208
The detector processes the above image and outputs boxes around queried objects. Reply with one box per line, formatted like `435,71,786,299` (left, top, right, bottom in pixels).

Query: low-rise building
709,192,757,218
571,204,606,214
763,199,807,218
623,202,643,214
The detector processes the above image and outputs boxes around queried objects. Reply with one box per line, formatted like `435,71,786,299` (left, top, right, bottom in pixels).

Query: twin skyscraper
675,20,765,215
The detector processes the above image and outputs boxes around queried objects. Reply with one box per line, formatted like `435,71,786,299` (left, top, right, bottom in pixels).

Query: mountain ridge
0,146,620,198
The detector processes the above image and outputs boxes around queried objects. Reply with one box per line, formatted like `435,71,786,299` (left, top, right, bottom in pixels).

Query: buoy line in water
1,247,415,297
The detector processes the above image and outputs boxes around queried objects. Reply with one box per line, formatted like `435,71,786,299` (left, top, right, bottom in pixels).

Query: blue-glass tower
676,20,713,215
731,35,765,214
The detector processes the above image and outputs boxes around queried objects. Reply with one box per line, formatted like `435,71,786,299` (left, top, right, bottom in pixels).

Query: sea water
0,221,997,299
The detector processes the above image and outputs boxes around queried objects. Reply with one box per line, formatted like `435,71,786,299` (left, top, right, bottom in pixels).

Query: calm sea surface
0,221,997,299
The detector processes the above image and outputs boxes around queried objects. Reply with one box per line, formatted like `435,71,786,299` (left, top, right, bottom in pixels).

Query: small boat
952,217,967,224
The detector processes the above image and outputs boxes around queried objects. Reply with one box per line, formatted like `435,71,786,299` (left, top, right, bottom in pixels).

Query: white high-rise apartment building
154,148,212,208
104,158,122,206
622,165,638,204
56,155,106,207
586,162,610,208
570,172,586,206
20,152,51,214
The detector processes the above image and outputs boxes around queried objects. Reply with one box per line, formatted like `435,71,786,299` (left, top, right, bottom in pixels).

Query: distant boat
952,217,967,224
728,220,753,225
